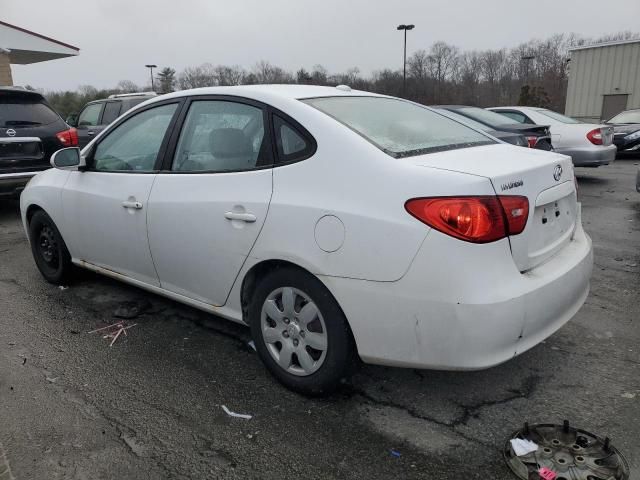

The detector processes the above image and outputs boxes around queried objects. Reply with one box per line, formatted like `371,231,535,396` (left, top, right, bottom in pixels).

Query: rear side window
0,98,61,127
172,100,267,172
78,103,103,127
496,111,528,124
303,97,494,158
273,115,314,162
101,102,122,125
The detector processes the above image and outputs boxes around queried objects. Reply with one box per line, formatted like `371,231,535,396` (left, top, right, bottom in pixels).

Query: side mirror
66,113,78,127
50,147,86,170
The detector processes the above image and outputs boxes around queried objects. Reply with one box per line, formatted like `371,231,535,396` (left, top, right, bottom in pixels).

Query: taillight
56,127,78,147
405,195,529,243
497,196,529,235
586,128,602,145
525,136,538,148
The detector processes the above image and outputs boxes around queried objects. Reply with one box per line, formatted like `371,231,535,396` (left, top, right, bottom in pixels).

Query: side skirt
72,259,246,325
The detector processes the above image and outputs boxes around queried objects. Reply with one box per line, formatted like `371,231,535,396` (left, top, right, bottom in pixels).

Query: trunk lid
410,144,577,272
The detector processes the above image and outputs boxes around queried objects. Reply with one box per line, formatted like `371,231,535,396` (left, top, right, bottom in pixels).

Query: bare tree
178,63,217,89
116,80,140,93
251,61,292,84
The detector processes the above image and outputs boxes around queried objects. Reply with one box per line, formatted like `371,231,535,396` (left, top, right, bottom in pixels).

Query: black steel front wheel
29,210,73,284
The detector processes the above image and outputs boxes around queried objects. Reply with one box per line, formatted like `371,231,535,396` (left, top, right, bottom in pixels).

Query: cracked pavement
1,159,639,479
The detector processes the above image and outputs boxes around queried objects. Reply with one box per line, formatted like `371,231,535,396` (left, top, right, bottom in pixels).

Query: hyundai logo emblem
6,129,16,137
553,164,562,181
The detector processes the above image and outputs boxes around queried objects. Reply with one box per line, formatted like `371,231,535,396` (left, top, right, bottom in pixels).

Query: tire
28,210,74,285
249,266,356,395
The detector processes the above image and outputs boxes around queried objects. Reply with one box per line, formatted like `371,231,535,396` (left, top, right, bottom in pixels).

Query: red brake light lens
497,195,529,235
405,196,529,243
586,128,602,145
525,136,538,148
56,127,78,147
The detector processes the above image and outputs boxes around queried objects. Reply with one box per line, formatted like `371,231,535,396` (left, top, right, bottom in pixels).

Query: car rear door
146,97,274,306
61,101,181,286
76,102,104,148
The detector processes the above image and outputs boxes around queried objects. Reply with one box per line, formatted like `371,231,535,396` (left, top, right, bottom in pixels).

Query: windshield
454,107,520,128
0,98,61,127
535,109,581,124
608,110,640,124
303,97,494,158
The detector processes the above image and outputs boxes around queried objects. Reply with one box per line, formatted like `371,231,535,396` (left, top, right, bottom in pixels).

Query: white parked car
488,106,616,167
20,86,593,394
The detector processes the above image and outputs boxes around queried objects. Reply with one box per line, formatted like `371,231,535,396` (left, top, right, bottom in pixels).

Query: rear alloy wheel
29,210,73,284
249,267,355,395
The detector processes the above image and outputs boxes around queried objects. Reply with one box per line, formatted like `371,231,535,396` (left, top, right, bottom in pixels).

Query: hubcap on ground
260,286,328,376
38,225,59,267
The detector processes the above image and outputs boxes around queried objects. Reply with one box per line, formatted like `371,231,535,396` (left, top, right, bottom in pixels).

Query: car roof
144,84,384,106
0,87,45,100
490,106,543,111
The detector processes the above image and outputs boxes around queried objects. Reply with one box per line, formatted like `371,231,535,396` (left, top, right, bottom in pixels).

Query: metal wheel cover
260,286,328,377
504,422,630,480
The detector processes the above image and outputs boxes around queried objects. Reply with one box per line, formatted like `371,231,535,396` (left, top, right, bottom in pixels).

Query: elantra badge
553,165,562,181
6,129,16,137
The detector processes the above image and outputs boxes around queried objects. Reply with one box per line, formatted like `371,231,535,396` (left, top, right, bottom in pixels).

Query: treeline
44,31,638,118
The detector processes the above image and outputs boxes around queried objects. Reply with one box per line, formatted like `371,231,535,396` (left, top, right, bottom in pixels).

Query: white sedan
20,85,593,394
488,106,616,167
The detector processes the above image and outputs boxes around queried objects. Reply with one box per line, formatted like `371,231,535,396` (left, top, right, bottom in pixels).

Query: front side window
304,97,494,158
172,100,266,172
93,103,177,172
78,103,103,127
535,109,581,124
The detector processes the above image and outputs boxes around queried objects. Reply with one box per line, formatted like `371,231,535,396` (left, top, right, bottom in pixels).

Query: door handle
224,211,256,222
122,200,143,210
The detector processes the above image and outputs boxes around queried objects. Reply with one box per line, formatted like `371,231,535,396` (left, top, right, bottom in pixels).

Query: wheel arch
25,203,47,225
239,259,358,350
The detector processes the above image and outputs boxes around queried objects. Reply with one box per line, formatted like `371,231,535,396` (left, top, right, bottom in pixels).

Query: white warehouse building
565,39,640,123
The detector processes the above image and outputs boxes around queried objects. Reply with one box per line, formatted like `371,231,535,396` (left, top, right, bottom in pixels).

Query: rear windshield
454,107,520,128
0,98,61,127
436,109,492,132
534,109,581,124
608,110,640,124
302,97,494,158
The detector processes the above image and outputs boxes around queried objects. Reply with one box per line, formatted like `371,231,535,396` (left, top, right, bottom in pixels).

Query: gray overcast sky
3,0,640,91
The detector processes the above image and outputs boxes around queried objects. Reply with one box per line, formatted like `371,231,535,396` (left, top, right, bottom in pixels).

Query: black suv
67,92,157,148
0,87,77,197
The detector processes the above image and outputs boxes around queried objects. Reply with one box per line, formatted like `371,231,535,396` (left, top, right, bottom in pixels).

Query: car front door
146,98,274,306
61,101,181,286
76,102,104,148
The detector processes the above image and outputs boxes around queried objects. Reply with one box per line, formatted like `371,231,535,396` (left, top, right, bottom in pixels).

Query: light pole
145,64,157,92
397,24,415,96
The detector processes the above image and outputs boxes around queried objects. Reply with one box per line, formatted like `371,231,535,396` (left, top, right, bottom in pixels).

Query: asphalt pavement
1,159,638,479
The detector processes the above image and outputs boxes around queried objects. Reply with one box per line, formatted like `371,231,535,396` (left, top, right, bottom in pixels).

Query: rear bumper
0,172,39,197
556,144,616,167
321,213,593,370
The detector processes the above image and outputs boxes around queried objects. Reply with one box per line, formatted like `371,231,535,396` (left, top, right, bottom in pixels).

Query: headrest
209,128,253,157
